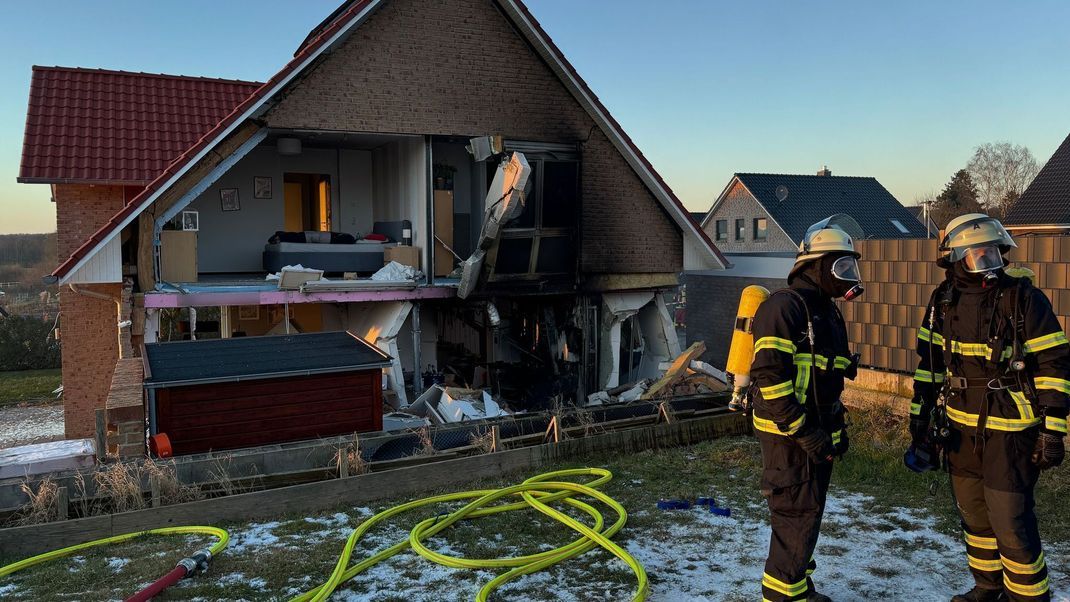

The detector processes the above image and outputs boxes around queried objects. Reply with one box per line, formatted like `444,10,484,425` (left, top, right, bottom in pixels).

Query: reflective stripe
1009,390,1036,421
834,356,851,370
1003,575,1049,597
946,405,1041,432
760,380,795,400
914,369,946,384
1002,552,1046,575
755,336,797,355
794,354,829,370
762,573,808,597
753,413,805,436
965,532,998,550
1047,416,1068,434
1035,376,1070,395
910,401,923,416
795,361,812,406
831,430,843,445
919,327,945,347
1024,331,1069,353
947,340,1013,360
968,555,1003,573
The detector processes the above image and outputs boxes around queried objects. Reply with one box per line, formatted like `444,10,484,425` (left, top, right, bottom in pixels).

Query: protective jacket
913,270,1070,601
750,275,853,602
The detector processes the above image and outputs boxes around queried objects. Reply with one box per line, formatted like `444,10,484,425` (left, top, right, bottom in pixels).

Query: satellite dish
775,185,789,203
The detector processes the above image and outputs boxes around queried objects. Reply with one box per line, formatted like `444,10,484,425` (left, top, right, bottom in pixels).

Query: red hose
125,565,188,602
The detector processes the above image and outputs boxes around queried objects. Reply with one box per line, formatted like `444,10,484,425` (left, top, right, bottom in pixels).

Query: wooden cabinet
160,230,197,283
434,190,455,277
385,245,421,269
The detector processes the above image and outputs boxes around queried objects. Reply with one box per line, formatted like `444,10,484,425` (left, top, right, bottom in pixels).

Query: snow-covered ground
90,490,1070,601
0,403,63,449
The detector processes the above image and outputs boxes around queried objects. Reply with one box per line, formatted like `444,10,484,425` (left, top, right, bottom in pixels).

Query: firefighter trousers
758,432,834,602
948,426,1050,601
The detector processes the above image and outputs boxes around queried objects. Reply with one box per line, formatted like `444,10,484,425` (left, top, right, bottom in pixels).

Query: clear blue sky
2,0,1069,234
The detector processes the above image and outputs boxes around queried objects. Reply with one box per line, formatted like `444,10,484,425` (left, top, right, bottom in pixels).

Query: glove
1033,431,1065,470
793,425,834,464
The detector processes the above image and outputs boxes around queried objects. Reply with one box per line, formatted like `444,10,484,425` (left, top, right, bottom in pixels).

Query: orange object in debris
149,433,173,458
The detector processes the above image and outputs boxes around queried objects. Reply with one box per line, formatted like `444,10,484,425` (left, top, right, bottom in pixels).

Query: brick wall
265,0,681,274
53,184,128,438
683,273,789,369
702,180,796,254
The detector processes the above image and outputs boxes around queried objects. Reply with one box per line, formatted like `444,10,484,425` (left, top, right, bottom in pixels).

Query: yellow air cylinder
725,285,771,410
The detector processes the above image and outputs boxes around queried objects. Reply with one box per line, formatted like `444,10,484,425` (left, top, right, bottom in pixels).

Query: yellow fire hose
0,468,648,601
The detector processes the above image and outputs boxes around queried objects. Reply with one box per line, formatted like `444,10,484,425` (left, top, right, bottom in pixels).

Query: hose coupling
178,549,213,577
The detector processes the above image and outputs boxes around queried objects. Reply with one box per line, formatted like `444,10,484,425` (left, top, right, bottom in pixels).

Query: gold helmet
939,213,1016,264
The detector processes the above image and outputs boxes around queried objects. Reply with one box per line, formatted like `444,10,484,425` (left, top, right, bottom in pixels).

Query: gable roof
1004,132,1070,226
716,173,928,243
47,0,726,281
19,67,261,185
906,205,938,236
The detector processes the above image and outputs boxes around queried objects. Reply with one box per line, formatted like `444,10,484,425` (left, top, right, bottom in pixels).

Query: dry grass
469,428,497,454
414,426,436,457
15,477,60,525
573,405,605,438
206,454,261,497
93,462,147,513
334,434,369,476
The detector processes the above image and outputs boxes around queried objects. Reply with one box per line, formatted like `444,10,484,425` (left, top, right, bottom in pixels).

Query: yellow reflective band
1003,574,1049,597
1035,376,1070,395
1046,416,1068,434
1009,390,1036,421
914,369,946,384
919,327,945,347
794,353,829,370
834,356,851,370
965,532,998,550
752,413,806,436
1001,552,1046,575
950,340,990,357
968,555,1003,573
946,406,1041,431
795,362,812,406
1024,331,1069,353
760,380,795,400
762,573,808,597
831,430,842,445
910,401,923,416
755,336,797,355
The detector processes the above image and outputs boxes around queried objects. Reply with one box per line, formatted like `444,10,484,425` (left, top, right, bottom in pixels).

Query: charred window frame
489,145,580,280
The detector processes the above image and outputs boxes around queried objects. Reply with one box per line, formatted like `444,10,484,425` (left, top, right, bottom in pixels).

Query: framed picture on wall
220,188,240,211
238,306,260,321
253,176,272,199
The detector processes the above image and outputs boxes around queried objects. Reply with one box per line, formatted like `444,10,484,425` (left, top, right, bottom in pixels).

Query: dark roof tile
1004,133,1070,226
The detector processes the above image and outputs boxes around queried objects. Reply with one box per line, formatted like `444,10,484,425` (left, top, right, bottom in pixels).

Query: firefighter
910,213,1068,602
751,217,863,602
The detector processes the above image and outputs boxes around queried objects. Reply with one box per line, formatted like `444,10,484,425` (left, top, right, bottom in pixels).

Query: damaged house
18,0,726,456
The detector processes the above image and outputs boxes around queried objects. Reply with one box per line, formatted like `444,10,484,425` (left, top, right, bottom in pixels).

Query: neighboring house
18,0,726,444
1004,132,1070,233
700,168,929,254
906,205,939,238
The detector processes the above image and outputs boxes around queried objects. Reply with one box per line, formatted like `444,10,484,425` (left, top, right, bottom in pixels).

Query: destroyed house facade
19,0,726,448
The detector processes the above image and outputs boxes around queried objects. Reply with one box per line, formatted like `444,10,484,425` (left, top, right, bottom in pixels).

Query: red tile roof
19,67,261,185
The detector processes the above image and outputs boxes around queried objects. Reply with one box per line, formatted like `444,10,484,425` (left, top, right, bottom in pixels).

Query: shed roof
143,331,391,388
1004,132,1070,226
19,67,261,185
732,173,928,243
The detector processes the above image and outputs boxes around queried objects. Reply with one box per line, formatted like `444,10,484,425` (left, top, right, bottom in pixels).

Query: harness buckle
947,376,968,390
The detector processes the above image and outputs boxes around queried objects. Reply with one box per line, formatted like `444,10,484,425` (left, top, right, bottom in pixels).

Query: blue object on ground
656,499,692,510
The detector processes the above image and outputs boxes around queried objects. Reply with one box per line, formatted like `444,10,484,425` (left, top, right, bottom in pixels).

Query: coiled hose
0,468,646,601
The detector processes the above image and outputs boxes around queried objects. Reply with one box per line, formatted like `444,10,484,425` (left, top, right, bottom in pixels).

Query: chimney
817,166,832,177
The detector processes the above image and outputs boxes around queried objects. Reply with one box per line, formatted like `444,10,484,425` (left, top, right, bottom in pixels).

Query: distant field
0,369,61,406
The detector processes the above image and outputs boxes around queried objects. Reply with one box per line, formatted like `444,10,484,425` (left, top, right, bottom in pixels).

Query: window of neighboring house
890,219,910,234
753,217,768,241
735,219,746,241
490,155,579,278
715,220,728,241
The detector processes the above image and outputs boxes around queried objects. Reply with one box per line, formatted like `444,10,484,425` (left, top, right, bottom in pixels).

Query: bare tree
966,142,1039,219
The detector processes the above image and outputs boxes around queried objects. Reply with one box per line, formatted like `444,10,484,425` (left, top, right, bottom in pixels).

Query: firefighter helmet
939,213,1016,263
791,215,862,278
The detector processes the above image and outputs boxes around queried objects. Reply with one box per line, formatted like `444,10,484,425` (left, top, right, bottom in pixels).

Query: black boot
950,586,1007,602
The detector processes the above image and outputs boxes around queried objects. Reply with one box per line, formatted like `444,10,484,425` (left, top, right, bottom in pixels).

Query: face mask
830,255,864,300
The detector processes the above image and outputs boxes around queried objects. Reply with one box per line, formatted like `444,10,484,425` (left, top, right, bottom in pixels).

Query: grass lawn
0,369,61,406
2,405,1069,601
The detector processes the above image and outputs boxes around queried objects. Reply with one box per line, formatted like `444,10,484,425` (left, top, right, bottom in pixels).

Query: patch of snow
106,557,129,572
0,403,64,449
225,521,282,553
0,583,18,596
305,512,350,527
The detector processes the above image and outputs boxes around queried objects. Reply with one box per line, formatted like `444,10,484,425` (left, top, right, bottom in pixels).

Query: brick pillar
60,286,122,439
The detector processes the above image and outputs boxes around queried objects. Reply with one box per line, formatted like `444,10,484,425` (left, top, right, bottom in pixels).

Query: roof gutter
143,362,393,390
1005,224,1070,231
54,0,384,283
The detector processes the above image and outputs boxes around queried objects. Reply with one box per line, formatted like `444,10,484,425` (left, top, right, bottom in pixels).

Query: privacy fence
686,234,1070,376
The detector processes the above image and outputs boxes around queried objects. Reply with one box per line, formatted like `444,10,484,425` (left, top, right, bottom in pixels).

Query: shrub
0,315,61,370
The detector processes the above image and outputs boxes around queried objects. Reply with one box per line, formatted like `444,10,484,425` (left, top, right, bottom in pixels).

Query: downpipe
68,284,127,359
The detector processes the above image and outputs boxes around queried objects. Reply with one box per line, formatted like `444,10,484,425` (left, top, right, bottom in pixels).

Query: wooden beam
642,341,706,400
